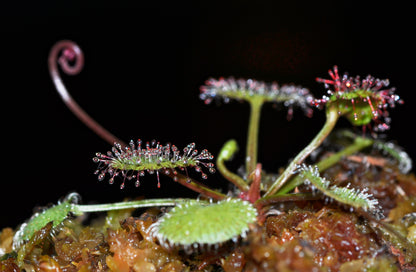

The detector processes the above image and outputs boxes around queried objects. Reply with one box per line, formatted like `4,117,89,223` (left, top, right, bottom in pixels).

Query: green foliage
298,164,383,219
150,199,257,248
13,195,80,249
13,42,409,261
375,140,412,174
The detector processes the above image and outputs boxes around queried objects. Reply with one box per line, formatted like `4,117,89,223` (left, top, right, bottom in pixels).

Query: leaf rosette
149,198,257,249
93,140,215,189
314,66,402,131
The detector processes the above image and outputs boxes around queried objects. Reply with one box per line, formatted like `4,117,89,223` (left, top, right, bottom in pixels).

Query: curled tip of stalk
200,77,314,119
297,164,384,219
93,139,216,189
314,65,403,132
48,40,123,146
49,40,84,77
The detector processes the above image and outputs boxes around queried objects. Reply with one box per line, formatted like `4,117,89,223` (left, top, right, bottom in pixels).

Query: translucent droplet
98,173,105,181
115,142,122,151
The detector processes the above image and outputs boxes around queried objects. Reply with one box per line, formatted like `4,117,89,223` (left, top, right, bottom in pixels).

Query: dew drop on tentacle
98,173,105,181
115,142,123,152
156,170,161,188
129,139,135,150
184,167,190,183
135,175,140,187
286,106,294,121
367,96,378,117
351,98,358,121
109,177,114,184
151,139,157,147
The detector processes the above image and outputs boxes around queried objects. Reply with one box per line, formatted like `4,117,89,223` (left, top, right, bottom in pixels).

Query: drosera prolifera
7,39,415,271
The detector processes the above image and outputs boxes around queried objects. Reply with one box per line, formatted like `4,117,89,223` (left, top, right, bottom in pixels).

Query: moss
3,151,416,271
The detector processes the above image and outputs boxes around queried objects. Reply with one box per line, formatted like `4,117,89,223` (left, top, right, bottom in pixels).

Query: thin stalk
277,136,373,195
72,198,198,214
49,40,227,199
255,193,322,207
166,172,227,200
49,40,123,146
264,107,339,197
246,97,264,177
14,197,203,246
216,139,249,191
316,136,373,170
217,159,250,191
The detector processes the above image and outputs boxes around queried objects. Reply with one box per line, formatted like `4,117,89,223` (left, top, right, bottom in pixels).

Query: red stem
48,40,124,146
48,40,224,199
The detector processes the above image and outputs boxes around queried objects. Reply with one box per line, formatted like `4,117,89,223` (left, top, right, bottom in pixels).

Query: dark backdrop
1,3,415,229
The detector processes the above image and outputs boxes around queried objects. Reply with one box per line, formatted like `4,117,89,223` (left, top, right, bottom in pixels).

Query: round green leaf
151,198,257,248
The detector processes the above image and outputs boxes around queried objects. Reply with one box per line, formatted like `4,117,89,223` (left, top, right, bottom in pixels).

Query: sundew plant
5,40,416,269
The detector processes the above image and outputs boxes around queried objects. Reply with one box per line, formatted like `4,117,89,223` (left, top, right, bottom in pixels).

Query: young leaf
298,164,383,219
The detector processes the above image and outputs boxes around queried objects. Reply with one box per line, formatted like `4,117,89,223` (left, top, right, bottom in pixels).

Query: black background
1,3,415,229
